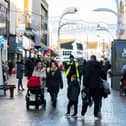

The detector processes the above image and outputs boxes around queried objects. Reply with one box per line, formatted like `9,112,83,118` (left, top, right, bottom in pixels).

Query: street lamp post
93,0,119,38
57,7,77,48
58,22,77,46
93,8,119,38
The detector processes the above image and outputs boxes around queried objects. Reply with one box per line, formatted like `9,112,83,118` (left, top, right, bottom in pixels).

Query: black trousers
49,92,58,107
81,88,102,117
81,101,88,116
67,100,78,115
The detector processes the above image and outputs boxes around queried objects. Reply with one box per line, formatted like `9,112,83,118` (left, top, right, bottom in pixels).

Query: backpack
27,76,41,88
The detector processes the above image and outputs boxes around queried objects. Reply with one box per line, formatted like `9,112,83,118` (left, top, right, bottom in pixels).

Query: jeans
18,78,23,90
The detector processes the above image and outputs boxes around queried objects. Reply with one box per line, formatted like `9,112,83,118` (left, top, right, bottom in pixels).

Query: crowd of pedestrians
2,54,111,120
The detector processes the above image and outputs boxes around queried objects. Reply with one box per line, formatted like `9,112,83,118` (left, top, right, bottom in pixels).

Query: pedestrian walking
32,61,46,101
2,61,9,81
16,59,24,91
66,75,80,117
81,55,105,120
46,60,63,107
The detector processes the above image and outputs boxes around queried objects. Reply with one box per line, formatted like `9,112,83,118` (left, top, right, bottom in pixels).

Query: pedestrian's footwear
94,117,100,121
97,112,102,119
79,115,85,120
18,89,21,91
71,114,77,117
94,112,102,120
22,88,25,91
65,113,70,116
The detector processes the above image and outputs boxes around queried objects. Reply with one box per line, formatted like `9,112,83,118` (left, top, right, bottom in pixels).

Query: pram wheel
36,105,39,109
25,87,46,110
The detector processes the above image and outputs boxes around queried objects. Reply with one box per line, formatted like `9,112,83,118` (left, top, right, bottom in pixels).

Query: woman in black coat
16,60,24,91
46,60,63,107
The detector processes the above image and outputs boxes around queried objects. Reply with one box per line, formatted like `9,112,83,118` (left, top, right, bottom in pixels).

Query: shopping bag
100,79,111,98
81,88,93,107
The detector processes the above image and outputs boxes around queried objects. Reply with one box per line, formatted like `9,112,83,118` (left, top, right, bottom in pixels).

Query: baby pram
25,76,46,110
120,66,126,96
120,77,126,96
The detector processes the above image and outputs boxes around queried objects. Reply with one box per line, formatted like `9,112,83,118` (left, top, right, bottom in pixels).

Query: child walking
66,75,80,117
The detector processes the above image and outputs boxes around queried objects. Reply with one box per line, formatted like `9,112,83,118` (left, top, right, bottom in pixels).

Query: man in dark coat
81,55,103,119
24,58,35,79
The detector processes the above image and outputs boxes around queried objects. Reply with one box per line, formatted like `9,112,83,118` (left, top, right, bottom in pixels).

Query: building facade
31,0,48,48
119,0,126,39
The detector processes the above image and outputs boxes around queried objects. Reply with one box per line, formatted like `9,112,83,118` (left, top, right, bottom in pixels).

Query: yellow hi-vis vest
65,62,79,78
47,67,51,73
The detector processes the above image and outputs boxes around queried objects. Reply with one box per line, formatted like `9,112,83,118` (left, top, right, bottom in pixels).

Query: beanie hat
69,54,74,59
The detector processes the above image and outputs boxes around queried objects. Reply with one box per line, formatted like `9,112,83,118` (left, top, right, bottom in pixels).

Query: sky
47,0,117,24
47,0,118,45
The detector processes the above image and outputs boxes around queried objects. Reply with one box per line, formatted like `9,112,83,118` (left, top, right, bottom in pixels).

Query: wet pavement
0,74,126,126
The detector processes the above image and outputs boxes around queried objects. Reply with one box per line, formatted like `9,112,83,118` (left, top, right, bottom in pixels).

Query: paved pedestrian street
0,74,126,126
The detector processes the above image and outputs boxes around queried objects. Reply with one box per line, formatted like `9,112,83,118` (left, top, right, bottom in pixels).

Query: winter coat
67,80,80,101
25,59,34,77
32,68,46,88
83,61,102,88
46,69,63,93
16,62,24,79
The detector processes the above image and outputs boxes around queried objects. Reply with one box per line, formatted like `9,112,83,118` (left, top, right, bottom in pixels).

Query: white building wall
10,0,17,35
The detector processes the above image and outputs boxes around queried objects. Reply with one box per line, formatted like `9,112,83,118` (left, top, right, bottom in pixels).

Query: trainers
97,112,102,119
79,115,85,120
22,88,25,91
94,112,102,120
94,117,100,121
65,113,70,117
71,114,77,117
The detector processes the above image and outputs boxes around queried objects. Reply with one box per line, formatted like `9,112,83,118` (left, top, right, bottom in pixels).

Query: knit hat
69,54,74,59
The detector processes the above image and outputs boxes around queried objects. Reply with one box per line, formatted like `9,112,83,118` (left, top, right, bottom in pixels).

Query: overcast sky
47,0,117,24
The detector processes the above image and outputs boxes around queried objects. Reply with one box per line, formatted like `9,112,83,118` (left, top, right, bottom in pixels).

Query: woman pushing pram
26,61,46,110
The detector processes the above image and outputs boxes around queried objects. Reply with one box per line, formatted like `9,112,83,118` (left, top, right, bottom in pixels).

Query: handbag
100,79,111,98
81,88,93,107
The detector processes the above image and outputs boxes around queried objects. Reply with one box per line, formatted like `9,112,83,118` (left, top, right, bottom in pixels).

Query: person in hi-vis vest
65,54,79,85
